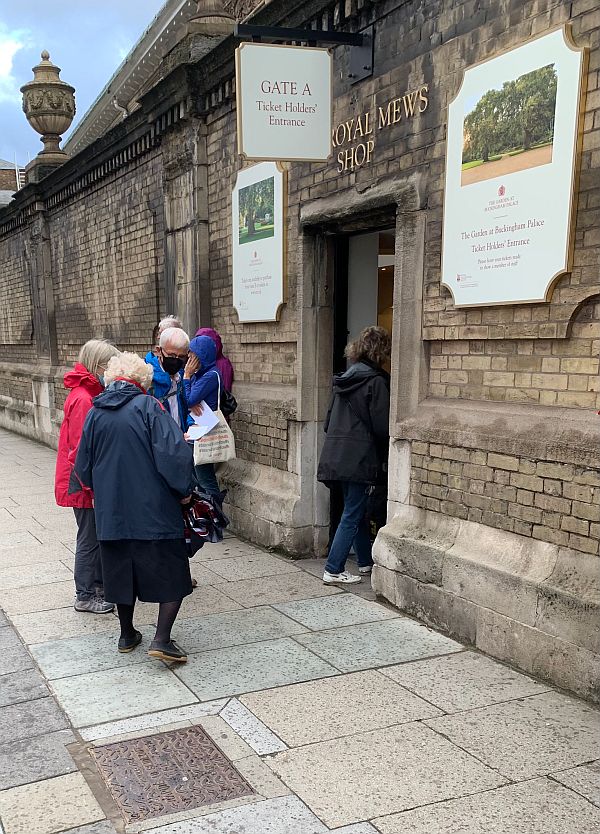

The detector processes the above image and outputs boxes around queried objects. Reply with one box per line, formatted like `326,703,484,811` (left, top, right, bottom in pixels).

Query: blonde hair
104,352,154,391
78,339,120,377
345,326,391,366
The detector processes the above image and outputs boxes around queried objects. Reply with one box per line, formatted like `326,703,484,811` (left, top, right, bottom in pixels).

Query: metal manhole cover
91,725,254,823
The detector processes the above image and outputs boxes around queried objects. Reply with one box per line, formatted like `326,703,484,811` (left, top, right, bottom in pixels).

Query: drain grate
91,725,254,823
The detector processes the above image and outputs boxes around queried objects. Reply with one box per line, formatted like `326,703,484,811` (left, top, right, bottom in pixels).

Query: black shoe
118,630,142,653
148,639,188,663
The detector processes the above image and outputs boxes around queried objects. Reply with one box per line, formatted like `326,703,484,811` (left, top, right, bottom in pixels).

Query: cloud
0,22,33,104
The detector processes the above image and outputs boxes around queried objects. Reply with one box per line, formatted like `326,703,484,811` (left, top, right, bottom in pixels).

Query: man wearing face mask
145,326,193,434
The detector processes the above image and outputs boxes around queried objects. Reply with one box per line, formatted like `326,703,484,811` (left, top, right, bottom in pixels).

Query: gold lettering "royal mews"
333,84,429,173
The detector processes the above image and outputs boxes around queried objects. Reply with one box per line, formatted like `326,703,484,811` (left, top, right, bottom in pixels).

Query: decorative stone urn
21,51,76,161
186,0,235,37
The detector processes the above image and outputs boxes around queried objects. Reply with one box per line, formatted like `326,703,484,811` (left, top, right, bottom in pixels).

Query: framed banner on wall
441,26,587,307
232,161,286,323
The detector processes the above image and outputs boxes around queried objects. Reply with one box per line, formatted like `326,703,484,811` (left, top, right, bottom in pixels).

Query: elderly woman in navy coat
74,352,195,662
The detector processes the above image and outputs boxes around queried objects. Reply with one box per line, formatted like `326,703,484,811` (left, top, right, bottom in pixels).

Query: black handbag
221,388,238,417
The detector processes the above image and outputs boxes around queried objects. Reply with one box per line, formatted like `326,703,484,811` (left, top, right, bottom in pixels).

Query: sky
0,0,167,165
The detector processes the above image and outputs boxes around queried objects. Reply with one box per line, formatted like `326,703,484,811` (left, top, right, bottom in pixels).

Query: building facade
0,0,598,701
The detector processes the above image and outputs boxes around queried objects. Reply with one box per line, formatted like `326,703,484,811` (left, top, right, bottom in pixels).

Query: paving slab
273,593,398,631
551,760,600,807
0,560,72,589
50,662,198,727
0,629,34,674
0,580,76,615
207,553,300,581
381,650,550,712
61,824,117,834
425,691,600,780
241,670,442,747
220,699,288,755
12,606,119,644
0,696,68,744
0,610,7,627
175,606,307,654
0,728,77,789
0,668,49,706
79,699,228,742
218,573,341,607
146,795,328,833
267,722,506,828
293,617,463,673
176,585,243,619
174,638,339,700
32,626,157,679
0,772,105,834
373,777,600,833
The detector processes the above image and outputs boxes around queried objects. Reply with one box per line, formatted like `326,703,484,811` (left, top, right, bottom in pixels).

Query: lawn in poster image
461,63,557,187
239,175,275,245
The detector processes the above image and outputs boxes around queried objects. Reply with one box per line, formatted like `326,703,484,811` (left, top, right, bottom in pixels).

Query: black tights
117,599,183,644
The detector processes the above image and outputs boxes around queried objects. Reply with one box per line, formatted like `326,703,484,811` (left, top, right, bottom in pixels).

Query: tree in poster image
463,64,558,165
238,176,275,244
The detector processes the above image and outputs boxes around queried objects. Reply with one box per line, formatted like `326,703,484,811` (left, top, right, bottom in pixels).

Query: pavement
0,426,599,834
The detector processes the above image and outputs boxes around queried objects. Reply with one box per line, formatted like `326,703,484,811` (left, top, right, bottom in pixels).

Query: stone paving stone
61,824,117,834
0,609,7,627
176,606,307,654
0,729,77,789
181,563,223,586
267,722,506,828
0,580,76,615
425,691,600,780
381,650,550,712
176,584,243,619
0,560,72,589
241,670,442,747
274,594,398,631
32,626,157,679
51,663,198,727
147,795,329,833
551,760,600,807
0,772,105,834
79,699,228,742
373,777,600,833
218,573,341,608
0,544,75,567
174,638,339,701
12,606,119,644
0,628,34,674
220,699,288,755
233,754,290,800
294,618,463,673
0,668,49,706
0,697,68,744
207,553,300,582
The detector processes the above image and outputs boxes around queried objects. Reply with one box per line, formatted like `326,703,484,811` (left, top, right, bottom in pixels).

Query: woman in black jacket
317,326,391,584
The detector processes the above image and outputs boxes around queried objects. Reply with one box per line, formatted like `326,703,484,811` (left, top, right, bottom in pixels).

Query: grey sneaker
74,596,114,614
358,565,373,575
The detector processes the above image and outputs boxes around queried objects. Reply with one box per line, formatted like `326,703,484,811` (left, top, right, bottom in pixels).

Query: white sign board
442,27,585,306
232,162,285,323
235,42,332,162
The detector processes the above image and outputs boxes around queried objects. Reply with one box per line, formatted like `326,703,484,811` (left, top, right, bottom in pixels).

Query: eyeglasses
161,349,189,361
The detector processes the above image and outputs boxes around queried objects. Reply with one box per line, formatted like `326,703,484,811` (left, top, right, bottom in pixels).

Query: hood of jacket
63,363,103,396
189,335,217,374
195,327,223,359
93,380,146,410
332,361,388,397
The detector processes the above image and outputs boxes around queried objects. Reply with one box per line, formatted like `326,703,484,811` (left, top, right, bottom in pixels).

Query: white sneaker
359,565,373,575
323,570,362,585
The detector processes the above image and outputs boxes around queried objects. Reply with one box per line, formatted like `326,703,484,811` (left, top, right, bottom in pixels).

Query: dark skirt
99,538,193,605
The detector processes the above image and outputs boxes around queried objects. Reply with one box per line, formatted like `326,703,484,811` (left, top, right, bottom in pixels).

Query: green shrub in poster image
239,176,275,245
461,63,558,186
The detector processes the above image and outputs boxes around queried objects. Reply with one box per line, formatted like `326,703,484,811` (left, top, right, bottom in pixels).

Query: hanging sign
232,161,286,323
235,42,332,162
442,27,586,307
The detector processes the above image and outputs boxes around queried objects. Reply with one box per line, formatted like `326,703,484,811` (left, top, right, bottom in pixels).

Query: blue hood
189,335,217,374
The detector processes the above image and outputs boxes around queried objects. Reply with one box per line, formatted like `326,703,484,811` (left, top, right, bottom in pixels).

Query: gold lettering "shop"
333,84,429,173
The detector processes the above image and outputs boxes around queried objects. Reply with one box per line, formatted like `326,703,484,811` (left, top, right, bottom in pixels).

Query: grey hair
159,327,190,350
158,315,183,335
78,339,120,377
104,352,154,390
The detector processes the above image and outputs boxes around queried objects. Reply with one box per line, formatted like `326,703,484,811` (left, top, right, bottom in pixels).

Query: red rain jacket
54,364,102,508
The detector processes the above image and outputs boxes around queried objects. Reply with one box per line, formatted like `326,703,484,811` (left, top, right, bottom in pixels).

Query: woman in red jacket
55,339,120,613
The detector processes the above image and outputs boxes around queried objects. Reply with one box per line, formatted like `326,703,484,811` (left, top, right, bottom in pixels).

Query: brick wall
411,442,600,555
0,230,32,351
0,170,17,191
231,406,290,471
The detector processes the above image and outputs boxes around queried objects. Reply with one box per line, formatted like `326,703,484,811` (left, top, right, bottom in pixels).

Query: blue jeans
195,463,222,504
325,482,373,575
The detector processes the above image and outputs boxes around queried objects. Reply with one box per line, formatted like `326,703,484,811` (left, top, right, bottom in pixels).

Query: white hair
159,327,190,351
78,339,120,377
104,352,154,390
158,315,183,335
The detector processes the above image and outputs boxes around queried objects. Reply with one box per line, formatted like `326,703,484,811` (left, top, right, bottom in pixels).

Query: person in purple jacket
183,335,222,503
195,327,234,392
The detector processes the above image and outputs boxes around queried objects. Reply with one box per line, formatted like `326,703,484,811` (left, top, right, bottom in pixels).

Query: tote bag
193,373,236,464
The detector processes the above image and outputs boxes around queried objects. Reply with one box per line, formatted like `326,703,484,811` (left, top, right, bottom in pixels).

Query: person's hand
184,355,200,379
190,403,204,417
180,495,192,505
